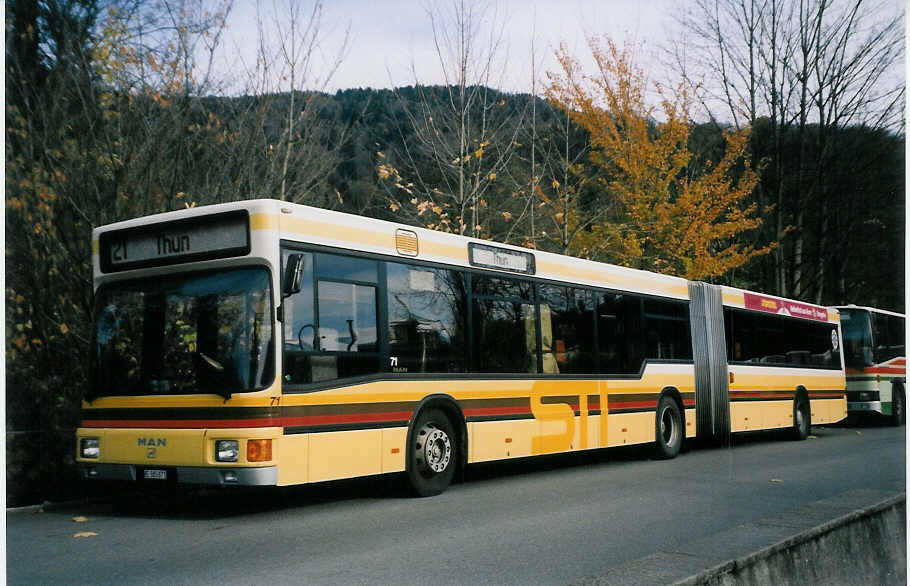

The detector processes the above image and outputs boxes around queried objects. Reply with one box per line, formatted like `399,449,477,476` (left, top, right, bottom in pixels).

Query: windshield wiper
196,352,233,401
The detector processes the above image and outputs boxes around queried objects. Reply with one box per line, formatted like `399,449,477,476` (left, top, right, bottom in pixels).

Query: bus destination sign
99,210,250,273
468,242,536,275
743,292,829,322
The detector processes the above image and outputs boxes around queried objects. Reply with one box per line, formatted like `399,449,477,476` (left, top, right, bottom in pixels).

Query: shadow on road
96,473,409,519
840,413,901,428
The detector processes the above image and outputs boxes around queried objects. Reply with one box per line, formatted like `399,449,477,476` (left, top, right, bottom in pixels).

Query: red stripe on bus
609,400,658,409
729,392,843,400
463,406,531,418
846,366,905,374
730,393,792,400
279,412,412,427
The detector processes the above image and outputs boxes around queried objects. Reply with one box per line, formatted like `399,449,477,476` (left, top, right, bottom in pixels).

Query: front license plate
143,469,167,480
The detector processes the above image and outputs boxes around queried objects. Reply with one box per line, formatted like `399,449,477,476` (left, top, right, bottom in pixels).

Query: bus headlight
80,438,100,459
215,440,239,462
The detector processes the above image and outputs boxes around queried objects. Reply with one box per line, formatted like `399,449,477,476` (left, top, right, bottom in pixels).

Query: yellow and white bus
836,305,905,425
77,200,846,495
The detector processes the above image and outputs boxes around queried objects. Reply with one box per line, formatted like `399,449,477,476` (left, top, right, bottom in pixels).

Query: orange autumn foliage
546,37,773,280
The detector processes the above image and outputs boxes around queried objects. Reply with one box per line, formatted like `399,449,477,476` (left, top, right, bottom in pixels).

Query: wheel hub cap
423,428,451,473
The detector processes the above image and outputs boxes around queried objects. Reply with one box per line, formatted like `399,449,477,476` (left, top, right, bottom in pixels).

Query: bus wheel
653,396,682,460
792,396,811,440
890,385,905,427
407,408,457,497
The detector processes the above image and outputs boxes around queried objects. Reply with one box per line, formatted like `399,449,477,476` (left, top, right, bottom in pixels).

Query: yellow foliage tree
546,37,773,280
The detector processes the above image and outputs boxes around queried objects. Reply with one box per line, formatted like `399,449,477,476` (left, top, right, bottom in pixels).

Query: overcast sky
219,0,678,94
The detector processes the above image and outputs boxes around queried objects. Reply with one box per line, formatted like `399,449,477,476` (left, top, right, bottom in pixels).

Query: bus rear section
837,305,906,424
689,284,846,444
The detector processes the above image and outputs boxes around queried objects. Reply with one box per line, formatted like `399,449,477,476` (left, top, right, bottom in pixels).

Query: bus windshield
839,308,873,368
88,267,274,400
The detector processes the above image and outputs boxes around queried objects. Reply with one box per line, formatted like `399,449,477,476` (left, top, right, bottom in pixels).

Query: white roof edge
834,305,905,318
91,199,282,237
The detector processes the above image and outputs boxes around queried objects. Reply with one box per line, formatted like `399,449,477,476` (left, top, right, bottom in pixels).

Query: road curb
672,493,906,585
570,489,906,586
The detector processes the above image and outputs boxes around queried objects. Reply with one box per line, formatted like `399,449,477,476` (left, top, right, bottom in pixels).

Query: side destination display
743,291,829,322
99,210,251,273
468,242,536,275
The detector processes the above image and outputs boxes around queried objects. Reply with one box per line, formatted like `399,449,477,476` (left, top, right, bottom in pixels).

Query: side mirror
282,254,305,298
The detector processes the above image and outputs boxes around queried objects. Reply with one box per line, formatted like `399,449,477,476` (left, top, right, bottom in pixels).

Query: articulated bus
77,200,846,496
836,305,905,425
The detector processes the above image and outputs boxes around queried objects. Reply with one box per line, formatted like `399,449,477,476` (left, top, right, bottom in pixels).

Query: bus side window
643,299,692,361
472,275,538,373
538,285,596,375
281,251,381,385
473,297,538,373
386,264,467,374
281,250,315,384
872,313,891,363
598,292,643,375
888,315,905,361
314,253,380,380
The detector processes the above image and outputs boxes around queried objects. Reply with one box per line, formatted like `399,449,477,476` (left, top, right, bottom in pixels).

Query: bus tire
407,408,457,497
792,395,811,440
653,395,683,460
890,385,905,427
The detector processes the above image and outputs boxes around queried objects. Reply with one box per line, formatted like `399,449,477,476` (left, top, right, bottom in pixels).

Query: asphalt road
7,420,905,585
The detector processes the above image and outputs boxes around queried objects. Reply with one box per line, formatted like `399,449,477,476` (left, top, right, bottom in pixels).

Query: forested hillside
5,0,903,505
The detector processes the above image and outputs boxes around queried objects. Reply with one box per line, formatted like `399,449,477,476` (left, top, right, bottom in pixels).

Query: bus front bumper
79,463,278,486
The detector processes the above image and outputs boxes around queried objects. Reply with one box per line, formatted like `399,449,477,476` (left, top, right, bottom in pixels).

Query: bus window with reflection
472,275,537,373
598,293,643,375
90,267,274,400
538,284,596,374
281,250,380,384
386,263,467,373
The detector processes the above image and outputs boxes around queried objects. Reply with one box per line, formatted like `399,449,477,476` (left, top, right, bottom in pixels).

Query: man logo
138,437,166,459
